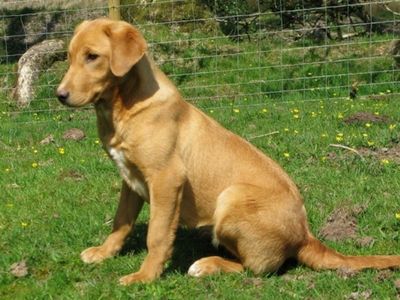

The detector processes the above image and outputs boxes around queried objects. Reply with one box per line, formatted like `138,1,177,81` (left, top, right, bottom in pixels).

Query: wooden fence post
108,0,121,20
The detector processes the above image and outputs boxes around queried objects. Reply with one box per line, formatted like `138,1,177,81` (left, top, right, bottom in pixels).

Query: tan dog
57,18,400,285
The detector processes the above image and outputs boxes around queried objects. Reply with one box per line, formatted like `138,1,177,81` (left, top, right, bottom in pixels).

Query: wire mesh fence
0,0,399,145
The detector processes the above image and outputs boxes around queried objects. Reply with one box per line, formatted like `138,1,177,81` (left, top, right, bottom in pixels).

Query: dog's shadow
120,223,297,275
120,224,233,274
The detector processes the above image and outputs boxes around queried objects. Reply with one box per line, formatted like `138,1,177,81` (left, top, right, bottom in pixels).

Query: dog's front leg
81,181,144,263
119,166,184,285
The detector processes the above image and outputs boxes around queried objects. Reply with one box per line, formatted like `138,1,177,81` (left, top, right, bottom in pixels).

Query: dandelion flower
337,113,344,119
32,162,38,168
367,141,375,146
233,108,240,113
362,133,368,138
5,168,10,172
21,222,28,227
95,139,100,144
380,159,390,165
284,128,289,132
336,136,344,142
283,152,290,158
365,123,372,128
396,212,400,220
58,147,65,155
321,133,327,138
293,114,299,119
262,108,268,113
389,124,396,130
209,110,214,113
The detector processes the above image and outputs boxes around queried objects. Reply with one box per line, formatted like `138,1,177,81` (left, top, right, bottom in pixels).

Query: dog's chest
108,147,148,200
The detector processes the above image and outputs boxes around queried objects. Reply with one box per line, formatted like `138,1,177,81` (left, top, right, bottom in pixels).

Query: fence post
108,0,121,20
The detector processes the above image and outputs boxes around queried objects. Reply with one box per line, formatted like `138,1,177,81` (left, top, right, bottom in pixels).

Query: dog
57,18,400,285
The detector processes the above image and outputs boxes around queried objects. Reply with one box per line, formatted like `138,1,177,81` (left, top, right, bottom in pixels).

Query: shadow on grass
120,223,297,276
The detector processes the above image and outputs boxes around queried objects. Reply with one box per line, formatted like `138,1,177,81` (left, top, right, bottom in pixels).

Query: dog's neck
94,54,162,146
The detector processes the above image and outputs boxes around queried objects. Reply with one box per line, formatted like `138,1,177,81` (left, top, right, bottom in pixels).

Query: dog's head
56,18,147,107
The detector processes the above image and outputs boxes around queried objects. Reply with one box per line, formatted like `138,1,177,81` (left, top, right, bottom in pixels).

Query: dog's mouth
56,89,103,107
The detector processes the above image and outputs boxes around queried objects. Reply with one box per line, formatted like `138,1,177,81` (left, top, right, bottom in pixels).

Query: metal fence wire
0,0,399,124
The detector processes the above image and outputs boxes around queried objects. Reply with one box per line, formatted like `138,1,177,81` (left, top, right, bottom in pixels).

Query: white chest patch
108,147,148,200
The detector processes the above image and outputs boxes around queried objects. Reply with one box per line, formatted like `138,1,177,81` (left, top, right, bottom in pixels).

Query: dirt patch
343,112,390,125
319,204,367,242
336,268,360,279
327,143,400,164
63,128,86,141
58,170,85,181
346,289,372,300
357,144,400,164
10,260,29,278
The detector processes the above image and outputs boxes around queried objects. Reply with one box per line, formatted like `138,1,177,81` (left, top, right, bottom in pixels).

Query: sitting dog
57,18,400,285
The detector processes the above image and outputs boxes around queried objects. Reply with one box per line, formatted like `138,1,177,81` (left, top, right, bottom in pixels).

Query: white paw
187,261,204,277
80,246,108,264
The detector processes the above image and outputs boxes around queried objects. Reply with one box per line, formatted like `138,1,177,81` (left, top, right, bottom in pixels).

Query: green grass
1,27,400,298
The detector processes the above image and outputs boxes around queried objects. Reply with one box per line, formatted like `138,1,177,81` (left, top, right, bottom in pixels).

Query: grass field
1,24,400,298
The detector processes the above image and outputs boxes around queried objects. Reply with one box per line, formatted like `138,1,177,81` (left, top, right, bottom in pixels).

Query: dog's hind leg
81,181,144,264
188,184,306,277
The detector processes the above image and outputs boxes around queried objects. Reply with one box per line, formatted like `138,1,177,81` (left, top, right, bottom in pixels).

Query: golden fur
57,18,400,285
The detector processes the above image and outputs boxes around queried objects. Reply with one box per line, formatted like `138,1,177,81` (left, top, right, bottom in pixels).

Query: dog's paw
119,271,155,285
188,259,219,277
80,246,111,264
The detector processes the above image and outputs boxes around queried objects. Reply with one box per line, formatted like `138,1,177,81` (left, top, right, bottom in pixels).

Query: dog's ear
105,22,147,77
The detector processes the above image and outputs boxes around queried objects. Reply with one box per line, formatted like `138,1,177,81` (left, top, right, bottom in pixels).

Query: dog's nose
56,88,69,104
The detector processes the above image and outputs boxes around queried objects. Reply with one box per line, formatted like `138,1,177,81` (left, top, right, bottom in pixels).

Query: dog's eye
86,53,99,62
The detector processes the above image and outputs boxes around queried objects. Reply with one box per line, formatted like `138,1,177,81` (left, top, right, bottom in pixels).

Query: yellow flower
283,152,290,158
337,133,343,137
365,123,372,128
311,112,317,117
284,128,289,132
5,168,10,172
58,147,65,155
396,212,400,220
293,108,299,113
336,136,343,142
389,124,396,130
95,139,100,144
380,159,390,165
367,141,375,146
262,108,268,113
374,112,380,116
294,130,299,134
362,133,368,138
233,108,240,113
321,133,327,138
293,114,299,119
32,162,38,168
337,113,344,119
21,222,28,227
209,110,214,113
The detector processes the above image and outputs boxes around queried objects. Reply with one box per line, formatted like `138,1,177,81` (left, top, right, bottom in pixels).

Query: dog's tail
297,233,400,270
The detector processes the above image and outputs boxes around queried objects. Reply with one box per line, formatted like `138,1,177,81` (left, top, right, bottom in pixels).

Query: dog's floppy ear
105,22,147,77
